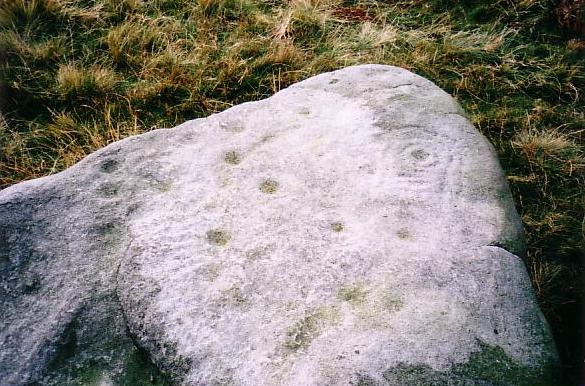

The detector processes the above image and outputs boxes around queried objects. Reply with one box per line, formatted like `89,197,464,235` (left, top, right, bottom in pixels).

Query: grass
0,0,583,382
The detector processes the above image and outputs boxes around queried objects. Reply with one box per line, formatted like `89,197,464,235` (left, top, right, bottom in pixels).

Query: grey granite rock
0,65,558,385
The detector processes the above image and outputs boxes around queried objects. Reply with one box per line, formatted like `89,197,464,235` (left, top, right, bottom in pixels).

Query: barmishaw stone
0,65,558,385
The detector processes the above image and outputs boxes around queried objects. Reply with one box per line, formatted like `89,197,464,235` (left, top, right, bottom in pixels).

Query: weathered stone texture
0,65,558,385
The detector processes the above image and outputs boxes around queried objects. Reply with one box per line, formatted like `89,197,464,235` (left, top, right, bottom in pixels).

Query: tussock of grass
513,130,581,164
0,0,583,382
357,22,398,47
56,64,119,99
0,0,61,30
198,0,254,18
272,0,334,41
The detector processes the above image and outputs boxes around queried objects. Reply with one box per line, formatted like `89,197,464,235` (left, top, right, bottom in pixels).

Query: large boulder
0,65,559,385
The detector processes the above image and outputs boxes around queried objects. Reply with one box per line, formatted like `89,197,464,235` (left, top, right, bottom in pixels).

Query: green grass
0,0,583,383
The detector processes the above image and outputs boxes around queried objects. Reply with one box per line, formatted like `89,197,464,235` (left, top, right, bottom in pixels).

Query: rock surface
0,65,558,385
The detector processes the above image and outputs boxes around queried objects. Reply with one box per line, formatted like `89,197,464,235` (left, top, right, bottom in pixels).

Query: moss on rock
382,341,558,386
